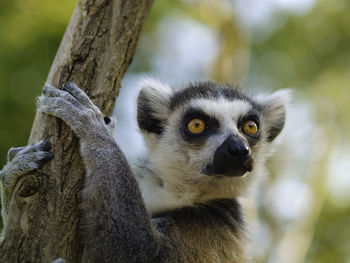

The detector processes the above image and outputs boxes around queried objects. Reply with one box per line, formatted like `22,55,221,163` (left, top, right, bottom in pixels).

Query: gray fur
169,81,261,111
0,140,53,234
1,79,290,262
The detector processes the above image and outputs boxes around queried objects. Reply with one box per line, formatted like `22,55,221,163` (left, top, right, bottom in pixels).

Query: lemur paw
1,140,53,188
37,82,109,140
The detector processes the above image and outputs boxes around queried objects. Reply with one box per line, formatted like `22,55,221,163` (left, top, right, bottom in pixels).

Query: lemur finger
20,151,53,166
42,85,84,110
38,140,52,152
13,141,52,167
2,150,53,182
37,96,85,134
37,96,79,120
7,146,26,162
63,82,104,120
11,140,51,158
63,82,95,109
35,151,54,167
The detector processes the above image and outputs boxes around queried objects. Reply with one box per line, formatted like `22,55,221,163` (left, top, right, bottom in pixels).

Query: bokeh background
0,0,349,262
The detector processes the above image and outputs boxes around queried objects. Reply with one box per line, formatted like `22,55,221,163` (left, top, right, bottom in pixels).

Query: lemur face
174,98,258,178
137,79,289,199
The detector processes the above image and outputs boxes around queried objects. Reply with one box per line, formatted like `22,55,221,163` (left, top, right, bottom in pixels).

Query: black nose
211,136,252,176
218,136,250,160
227,140,250,160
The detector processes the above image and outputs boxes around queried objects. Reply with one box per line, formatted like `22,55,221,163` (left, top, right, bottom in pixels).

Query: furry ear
256,89,292,142
137,78,173,135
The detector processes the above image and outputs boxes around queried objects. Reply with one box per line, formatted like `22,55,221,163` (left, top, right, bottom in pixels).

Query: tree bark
0,0,154,262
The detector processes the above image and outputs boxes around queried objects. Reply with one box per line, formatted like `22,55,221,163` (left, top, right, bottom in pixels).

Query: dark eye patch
237,110,261,143
180,108,220,143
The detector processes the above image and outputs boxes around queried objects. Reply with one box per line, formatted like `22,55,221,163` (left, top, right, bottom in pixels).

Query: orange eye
187,119,206,134
243,120,258,136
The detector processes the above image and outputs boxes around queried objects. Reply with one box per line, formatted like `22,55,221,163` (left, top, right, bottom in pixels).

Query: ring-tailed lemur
0,80,290,262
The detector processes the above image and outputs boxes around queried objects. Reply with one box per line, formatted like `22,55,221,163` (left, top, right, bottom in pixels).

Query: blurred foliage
306,199,350,263
0,0,349,262
0,0,75,164
249,0,350,136
247,1,350,262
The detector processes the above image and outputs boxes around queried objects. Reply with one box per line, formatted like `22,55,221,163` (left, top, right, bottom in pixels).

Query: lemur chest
137,175,188,214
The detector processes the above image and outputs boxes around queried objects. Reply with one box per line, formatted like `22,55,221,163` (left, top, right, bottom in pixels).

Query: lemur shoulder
0,79,290,263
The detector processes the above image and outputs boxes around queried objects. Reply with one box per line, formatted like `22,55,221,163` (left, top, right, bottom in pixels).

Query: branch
0,0,154,262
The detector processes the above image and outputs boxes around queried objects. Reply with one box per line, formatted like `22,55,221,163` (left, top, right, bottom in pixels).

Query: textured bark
0,0,154,262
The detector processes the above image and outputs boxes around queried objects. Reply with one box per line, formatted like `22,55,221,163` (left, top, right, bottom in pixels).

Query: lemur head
137,78,290,206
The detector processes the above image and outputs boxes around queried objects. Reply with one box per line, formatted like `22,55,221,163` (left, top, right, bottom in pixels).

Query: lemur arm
37,82,175,263
79,138,173,262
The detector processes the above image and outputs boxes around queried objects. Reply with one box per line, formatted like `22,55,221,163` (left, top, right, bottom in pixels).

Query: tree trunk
0,0,154,262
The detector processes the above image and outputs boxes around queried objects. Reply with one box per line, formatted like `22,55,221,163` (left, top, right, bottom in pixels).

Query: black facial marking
137,90,164,135
267,124,284,142
209,135,253,177
266,106,286,142
180,108,220,143
170,82,262,111
237,110,261,146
